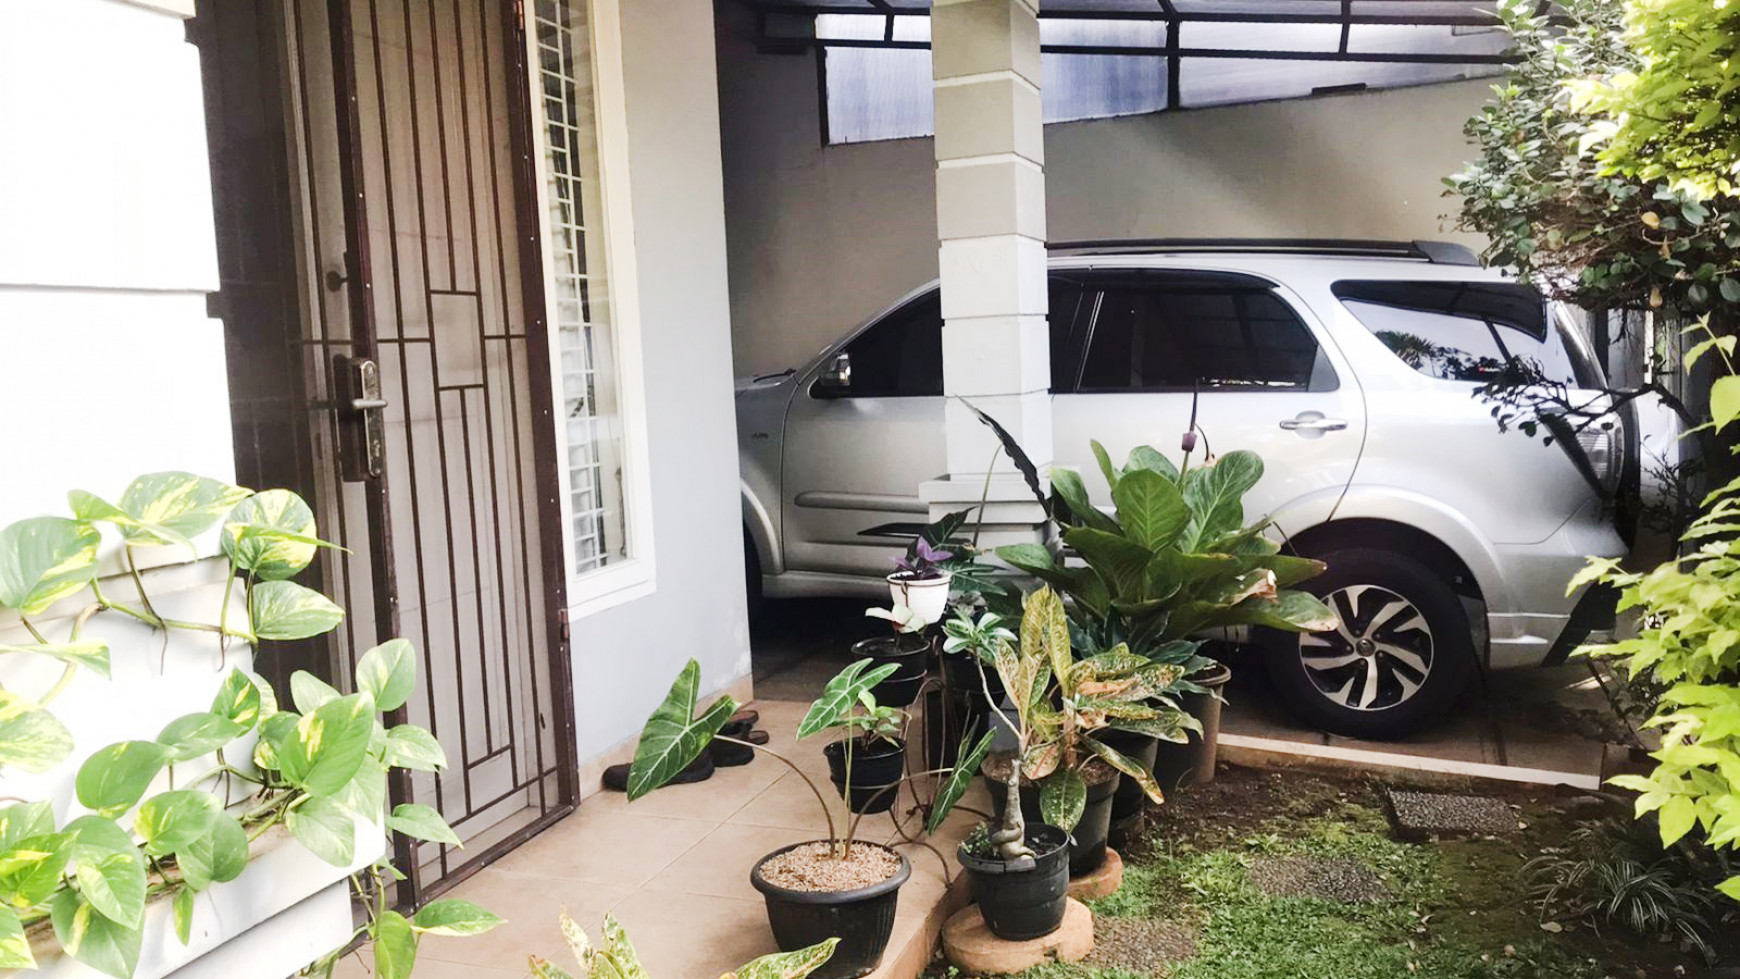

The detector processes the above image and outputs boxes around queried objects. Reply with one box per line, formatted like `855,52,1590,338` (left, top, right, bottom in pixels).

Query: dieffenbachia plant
628,659,993,858
531,909,837,979
0,472,499,978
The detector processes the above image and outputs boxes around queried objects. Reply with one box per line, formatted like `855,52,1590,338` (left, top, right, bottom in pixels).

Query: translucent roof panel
799,1,1512,144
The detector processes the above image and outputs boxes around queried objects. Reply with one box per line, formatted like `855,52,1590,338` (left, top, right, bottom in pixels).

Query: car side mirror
817,353,852,394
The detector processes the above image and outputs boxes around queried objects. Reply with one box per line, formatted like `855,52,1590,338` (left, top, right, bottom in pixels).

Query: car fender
1274,484,1515,616
741,479,781,576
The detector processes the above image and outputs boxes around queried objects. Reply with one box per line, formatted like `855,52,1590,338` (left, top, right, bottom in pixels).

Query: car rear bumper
1486,510,1624,669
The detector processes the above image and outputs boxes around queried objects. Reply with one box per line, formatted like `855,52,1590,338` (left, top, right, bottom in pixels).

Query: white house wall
569,0,754,777
714,1,1494,376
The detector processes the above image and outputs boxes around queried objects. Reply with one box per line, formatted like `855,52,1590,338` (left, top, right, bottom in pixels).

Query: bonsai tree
973,585,1185,857
530,909,837,979
627,660,993,854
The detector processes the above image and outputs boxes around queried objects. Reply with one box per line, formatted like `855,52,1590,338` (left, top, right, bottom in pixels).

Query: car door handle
1279,412,1348,433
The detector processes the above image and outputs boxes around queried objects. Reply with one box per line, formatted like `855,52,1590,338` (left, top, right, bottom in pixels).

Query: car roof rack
1046,238,1481,266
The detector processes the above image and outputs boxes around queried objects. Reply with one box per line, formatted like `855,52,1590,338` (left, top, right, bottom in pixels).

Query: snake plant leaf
0,640,110,679
0,517,100,617
1049,468,1121,535
1180,451,1264,549
1062,528,1151,601
357,638,418,713
0,906,30,969
927,728,995,834
221,489,330,581
1125,445,1180,483
627,660,739,801
1090,439,1122,491
0,690,74,774
1086,736,1164,804
1111,468,1190,552
797,659,899,739
373,910,419,979
726,939,841,979
250,580,344,641
67,817,146,930
51,887,142,979
411,898,504,937
116,473,252,547
1039,768,1087,832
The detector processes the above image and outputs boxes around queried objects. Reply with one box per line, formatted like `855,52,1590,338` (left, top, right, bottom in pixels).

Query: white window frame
523,0,655,618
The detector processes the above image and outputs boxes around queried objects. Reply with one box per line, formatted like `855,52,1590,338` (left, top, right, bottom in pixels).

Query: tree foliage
1446,0,1740,314
1574,0,1740,199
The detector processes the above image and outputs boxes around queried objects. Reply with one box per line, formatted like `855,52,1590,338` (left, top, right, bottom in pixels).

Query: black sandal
601,750,714,792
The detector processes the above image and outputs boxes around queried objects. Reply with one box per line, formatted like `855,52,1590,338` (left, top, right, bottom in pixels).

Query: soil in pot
957,824,1071,942
853,634,929,708
1152,662,1230,793
752,841,911,979
824,736,907,814
982,755,1121,877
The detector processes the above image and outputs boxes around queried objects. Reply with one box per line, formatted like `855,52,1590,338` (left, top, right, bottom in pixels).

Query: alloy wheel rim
1299,584,1434,712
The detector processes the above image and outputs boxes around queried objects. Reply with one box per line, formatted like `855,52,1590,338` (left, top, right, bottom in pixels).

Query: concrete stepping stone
1385,789,1517,840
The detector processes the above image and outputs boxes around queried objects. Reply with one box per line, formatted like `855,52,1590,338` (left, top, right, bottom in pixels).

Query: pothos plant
1573,319,1740,904
530,909,836,979
0,472,498,978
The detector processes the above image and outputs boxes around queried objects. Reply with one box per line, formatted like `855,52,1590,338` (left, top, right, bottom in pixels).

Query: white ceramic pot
886,570,952,625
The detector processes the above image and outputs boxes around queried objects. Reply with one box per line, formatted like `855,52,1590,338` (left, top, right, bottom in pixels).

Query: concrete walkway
337,698,982,979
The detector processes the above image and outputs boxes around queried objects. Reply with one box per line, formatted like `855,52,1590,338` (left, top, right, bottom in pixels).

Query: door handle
334,355,389,481
1279,412,1348,434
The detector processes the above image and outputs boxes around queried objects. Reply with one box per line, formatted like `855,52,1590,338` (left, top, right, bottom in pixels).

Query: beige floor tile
413,867,631,971
488,807,714,889
731,770,849,833
334,951,527,979
609,890,779,978
642,822,818,901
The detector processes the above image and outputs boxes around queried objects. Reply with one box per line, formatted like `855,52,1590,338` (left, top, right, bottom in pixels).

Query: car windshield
1332,279,1600,389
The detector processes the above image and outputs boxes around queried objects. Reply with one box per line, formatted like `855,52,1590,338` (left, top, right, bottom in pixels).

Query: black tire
743,528,764,626
1263,547,1475,740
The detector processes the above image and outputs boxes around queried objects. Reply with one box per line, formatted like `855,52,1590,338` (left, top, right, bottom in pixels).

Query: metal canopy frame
751,0,1549,111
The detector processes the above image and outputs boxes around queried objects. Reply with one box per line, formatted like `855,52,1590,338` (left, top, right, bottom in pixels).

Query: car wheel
1263,547,1475,740
743,528,764,625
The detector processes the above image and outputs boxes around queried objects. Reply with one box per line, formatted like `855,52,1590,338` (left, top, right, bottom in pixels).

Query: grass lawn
932,765,1725,979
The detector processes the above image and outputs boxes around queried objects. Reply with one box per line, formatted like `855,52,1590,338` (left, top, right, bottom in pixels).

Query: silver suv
737,240,1660,738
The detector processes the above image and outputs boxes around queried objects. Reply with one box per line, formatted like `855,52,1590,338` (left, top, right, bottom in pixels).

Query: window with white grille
535,0,631,578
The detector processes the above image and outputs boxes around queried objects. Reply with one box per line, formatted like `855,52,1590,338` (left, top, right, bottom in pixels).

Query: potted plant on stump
627,661,992,979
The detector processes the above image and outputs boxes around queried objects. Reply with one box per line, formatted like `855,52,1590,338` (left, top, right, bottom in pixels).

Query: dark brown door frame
194,0,579,905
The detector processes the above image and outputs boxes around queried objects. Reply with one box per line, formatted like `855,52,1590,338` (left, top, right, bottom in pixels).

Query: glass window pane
535,0,631,577
1333,280,1596,386
1079,279,1324,392
838,293,943,397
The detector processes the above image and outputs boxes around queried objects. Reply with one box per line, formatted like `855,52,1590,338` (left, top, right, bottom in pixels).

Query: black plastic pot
957,825,1070,941
1152,661,1231,792
854,635,929,708
824,737,907,814
751,842,911,979
984,764,1119,877
1099,728,1159,849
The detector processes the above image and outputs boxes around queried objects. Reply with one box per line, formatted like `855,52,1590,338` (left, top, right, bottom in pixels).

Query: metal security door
275,0,576,899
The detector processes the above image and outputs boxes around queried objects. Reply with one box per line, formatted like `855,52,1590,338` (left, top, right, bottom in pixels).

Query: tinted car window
1077,277,1327,392
1333,280,1598,387
833,292,943,397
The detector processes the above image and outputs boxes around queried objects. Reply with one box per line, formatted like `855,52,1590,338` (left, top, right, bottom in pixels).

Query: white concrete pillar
921,0,1053,534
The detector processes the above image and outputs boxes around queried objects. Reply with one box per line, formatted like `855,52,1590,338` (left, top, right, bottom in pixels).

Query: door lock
334,355,389,481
